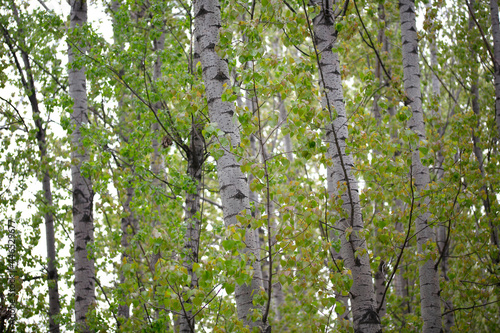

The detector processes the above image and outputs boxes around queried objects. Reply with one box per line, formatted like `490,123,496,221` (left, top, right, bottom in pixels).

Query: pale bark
399,1,441,332
109,1,133,323
194,0,267,330
68,1,96,332
274,40,294,164
490,0,500,137
6,3,60,329
150,30,166,275
427,2,454,330
372,4,388,320
278,94,294,164
312,1,381,332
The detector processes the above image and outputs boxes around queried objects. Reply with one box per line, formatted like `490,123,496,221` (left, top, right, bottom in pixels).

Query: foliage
0,0,499,332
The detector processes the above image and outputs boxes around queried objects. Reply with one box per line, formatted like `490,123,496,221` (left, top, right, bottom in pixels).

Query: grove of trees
0,0,499,332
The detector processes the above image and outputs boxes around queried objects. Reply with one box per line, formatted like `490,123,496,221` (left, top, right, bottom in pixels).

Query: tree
68,1,96,331
399,0,441,331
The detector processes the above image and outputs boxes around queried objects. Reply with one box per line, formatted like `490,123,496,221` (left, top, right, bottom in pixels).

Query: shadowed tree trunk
68,1,96,332
179,118,205,333
490,0,500,137
399,1,441,332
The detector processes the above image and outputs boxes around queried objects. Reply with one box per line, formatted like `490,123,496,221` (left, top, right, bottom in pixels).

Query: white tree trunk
399,1,442,332
68,1,96,332
194,0,268,330
312,2,381,332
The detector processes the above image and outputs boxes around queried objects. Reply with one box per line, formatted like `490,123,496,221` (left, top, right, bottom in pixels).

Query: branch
420,51,459,105
442,299,500,316
0,96,29,133
199,196,223,210
353,0,392,83
37,0,50,11
465,0,498,70
377,159,415,314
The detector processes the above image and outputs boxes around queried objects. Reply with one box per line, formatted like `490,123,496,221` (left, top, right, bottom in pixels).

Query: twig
377,159,415,314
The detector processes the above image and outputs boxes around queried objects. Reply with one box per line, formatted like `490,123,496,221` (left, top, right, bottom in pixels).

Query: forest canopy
0,0,499,332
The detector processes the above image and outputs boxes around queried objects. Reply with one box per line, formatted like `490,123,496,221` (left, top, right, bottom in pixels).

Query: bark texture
68,1,96,331
399,1,441,332
194,0,267,330
312,2,381,332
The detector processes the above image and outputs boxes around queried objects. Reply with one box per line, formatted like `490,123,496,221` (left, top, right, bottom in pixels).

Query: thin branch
420,51,459,106
465,0,498,70
353,0,392,83
377,159,415,314
0,96,29,133
442,300,500,316
199,196,223,210
37,0,50,11
94,277,120,327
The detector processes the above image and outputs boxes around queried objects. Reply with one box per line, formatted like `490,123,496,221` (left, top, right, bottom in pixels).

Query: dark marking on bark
213,71,229,81
195,5,211,18
232,189,246,200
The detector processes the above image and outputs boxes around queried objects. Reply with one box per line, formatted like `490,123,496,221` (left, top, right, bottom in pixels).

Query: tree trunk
427,2,454,330
399,1,441,332
68,1,96,331
109,1,133,323
193,0,268,330
312,2,381,332
179,119,205,332
6,2,61,331
490,0,500,137
372,3,389,320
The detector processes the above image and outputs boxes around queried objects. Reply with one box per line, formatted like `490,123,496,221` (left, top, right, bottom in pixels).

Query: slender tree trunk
179,120,205,333
473,1,500,318
109,1,133,323
311,2,381,332
150,30,166,272
194,0,268,330
278,93,294,164
6,3,61,331
490,0,500,137
399,1,441,332
372,3,389,320
427,2,454,330
68,2,96,331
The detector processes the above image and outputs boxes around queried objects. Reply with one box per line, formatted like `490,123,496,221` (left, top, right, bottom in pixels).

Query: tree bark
6,2,61,330
490,0,500,137
68,1,96,332
109,1,133,323
194,0,268,330
179,119,205,332
311,1,381,332
399,1,441,332
426,2,454,330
